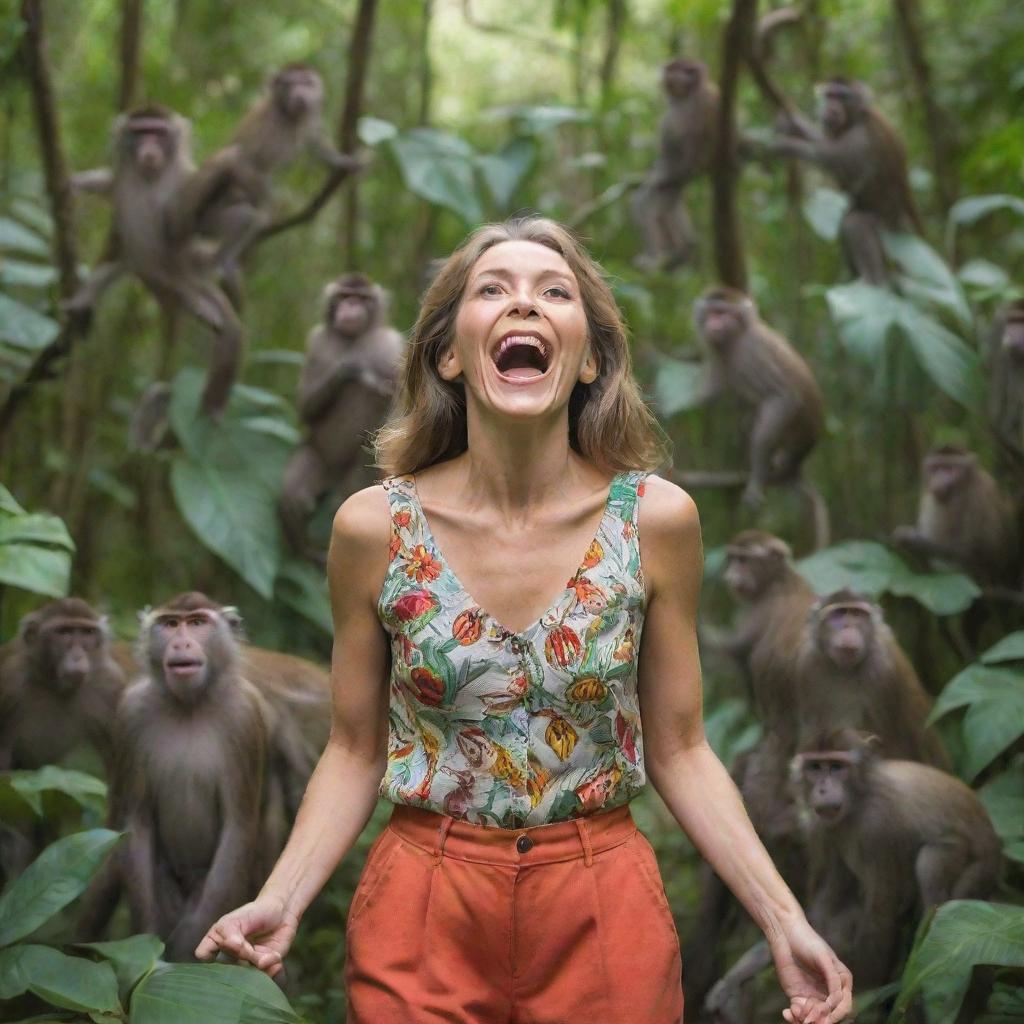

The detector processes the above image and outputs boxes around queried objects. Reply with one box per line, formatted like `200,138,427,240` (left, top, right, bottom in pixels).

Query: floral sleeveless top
377,471,649,828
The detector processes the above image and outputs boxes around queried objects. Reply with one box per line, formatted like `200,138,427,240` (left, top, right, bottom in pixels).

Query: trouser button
516,834,533,853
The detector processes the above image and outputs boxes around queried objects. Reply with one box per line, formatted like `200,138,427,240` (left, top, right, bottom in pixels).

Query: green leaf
980,766,1024,849
0,217,50,257
653,357,704,418
0,294,59,351
885,566,980,617
981,631,1024,664
826,281,900,360
949,194,1024,227
0,483,27,515
958,260,1010,291
130,962,300,1024
0,540,73,598
0,829,121,946
802,187,847,241
929,665,1024,780
1,767,107,818
884,232,971,325
476,137,536,209
0,945,120,1014
0,259,58,289
389,128,484,224
276,559,332,636
488,104,591,135
74,935,163,997
0,512,75,550
357,115,399,146
891,901,1024,1023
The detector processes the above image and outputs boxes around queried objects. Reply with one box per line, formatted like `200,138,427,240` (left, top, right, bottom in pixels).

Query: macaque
795,731,1000,988
632,58,720,271
796,589,948,767
693,288,825,514
0,599,124,773
765,78,923,284
65,105,244,418
988,299,1024,470
79,594,289,959
892,445,1020,588
279,273,404,561
0,600,125,879
181,64,365,285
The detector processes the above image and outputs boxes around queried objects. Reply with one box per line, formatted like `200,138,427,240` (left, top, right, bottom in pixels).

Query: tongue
503,366,543,379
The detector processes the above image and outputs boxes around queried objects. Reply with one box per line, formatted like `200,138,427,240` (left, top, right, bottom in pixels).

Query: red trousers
345,802,684,1023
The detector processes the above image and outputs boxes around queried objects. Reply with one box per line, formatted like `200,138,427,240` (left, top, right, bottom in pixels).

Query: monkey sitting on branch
678,287,829,546
761,78,924,285
180,64,367,296
64,105,244,419
279,273,404,563
631,58,720,272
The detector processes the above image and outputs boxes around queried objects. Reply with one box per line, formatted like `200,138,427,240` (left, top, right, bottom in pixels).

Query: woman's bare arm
636,475,852,1024
195,485,391,973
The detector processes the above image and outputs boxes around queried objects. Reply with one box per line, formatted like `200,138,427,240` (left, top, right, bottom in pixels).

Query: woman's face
441,240,597,422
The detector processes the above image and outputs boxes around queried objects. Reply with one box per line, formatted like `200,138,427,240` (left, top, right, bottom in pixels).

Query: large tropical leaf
653,357,704,418
980,765,1024,865
0,766,106,819
891,901,1024,1023
0,295,59,351
388,128,484,224
0,485,74,597
276,559,332,636
477,136,537,210
0,830,121,946
796,541,979,615
802,187,846,241
74,935,164,999
884,232,971,326
0,945,120,1014
130,963,300,1024
980,631,1024,665
928,665,1024,781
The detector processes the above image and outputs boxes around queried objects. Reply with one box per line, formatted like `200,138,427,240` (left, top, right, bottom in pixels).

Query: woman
197,218,852,1024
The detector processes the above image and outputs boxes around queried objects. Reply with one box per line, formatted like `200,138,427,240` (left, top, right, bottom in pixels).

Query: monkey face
37,619,102,695
924,457,971,502
129,125,172,179
816,85,858,138
723,549,776,601
801,757,853,824
274,67,324,121
820,605,871,670
150,609,222,702
332,293,373,339
443,240,594,423
698,302,746,349
663,61,700,98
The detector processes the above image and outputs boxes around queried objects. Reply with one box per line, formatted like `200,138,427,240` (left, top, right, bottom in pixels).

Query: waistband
386,802,638,867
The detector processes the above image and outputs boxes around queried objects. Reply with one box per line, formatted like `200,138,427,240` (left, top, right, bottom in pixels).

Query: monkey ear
19,612,41,643
221,606,245,638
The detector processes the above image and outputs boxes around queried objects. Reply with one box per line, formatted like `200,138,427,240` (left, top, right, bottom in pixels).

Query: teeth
495,335,548,360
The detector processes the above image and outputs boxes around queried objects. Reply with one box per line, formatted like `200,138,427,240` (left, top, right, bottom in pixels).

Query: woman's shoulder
331,483,392,550
636,473,701,545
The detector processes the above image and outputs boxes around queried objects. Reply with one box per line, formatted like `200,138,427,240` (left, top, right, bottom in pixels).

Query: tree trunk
118,0,144,110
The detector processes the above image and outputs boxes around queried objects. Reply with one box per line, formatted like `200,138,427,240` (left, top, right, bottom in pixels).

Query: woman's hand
769,916,853,1023
194,895,299,979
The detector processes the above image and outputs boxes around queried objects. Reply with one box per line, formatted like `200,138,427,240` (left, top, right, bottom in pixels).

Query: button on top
516,834,533,853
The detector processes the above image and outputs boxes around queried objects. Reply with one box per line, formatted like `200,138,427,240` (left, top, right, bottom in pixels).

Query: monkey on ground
795,588,949,768
279,273,404,562
0,599,126,880
764,78,923,285
892,444,1020,589
987,299,1024,473
632,59,719,272
686,531,817,1008
77,593,297,960
180,64,366,293
64,105,244,419
690,288,825,520
706,730,1000,1021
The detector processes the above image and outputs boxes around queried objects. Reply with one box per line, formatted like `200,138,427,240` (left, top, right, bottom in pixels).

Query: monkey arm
297,349,363,422
307,134,365,174
71,169,115,195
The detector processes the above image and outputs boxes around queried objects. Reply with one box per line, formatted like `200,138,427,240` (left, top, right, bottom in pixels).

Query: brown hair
374,217,670,475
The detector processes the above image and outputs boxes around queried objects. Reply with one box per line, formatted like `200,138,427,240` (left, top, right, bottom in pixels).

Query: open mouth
492,334,550,380
167,658,203,677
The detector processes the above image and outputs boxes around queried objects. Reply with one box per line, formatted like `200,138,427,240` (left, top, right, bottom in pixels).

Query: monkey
764,78,923,285
0,599,126,879
279,273,405,561
64,105,244,419
892,444,1020,588
631,58,719,272
686,531,817,1009
691,288,825,517
180,64,365,289
987,299,1024,473
0,598,124,774
795,589,949,768
77,593,295,959
795,731,1000,988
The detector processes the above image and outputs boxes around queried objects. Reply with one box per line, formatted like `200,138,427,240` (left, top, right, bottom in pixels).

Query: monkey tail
799,480,831,550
